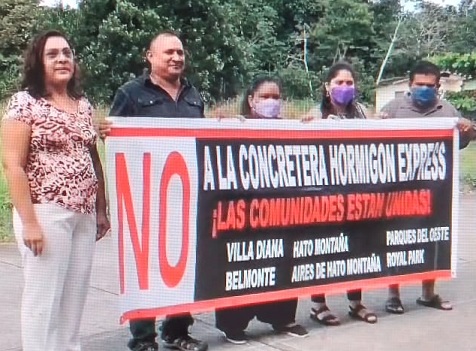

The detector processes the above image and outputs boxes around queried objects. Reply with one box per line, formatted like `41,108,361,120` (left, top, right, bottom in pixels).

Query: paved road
1,195,476,351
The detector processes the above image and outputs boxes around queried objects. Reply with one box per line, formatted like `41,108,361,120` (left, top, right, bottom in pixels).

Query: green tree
54,0,252,103
446,1,476,54
303,0,377,102
370,0,411,82
309,0,375,66
77,0,167,102
398,1,454,58
0,0,41,98
26,0,472,106
432,52,476,118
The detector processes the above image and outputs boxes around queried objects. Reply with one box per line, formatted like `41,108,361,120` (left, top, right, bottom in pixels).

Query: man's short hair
148,30,182,50
409,61,441,83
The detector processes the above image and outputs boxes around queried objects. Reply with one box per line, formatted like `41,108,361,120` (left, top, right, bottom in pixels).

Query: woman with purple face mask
215,76,308,345
303,61,369,120
305,62,377,326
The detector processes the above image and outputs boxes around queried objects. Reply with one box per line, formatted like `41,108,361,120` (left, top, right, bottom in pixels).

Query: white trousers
14,204,96,351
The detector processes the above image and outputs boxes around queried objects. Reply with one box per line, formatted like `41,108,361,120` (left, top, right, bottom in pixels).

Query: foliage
445,91,476,118
400,1,452,57
0,56,21,99
446,0,476,54
0,0,40,99
277,67,321,100
460,142,476,189
0,0,40,52
310,0,376,66
39,0,254,103
4,0,476,105
432,52,476,79
432,52,476,118
75,0,168,102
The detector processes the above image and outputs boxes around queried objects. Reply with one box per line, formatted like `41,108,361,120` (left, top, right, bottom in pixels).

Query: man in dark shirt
101,31,207,351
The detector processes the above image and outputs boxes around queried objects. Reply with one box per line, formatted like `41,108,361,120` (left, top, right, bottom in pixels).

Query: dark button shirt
109,73,205,118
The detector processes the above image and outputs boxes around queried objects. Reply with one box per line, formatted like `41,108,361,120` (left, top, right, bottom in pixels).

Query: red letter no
116,153,151,293
159,152,191,288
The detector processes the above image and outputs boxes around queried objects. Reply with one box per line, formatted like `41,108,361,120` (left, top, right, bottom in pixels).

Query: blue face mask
411,86,437,108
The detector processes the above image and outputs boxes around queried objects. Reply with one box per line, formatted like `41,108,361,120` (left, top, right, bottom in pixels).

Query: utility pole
302,25,313,95
376,16,403,86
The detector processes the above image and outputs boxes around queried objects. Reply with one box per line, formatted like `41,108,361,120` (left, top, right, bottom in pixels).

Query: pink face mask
253,99,281,118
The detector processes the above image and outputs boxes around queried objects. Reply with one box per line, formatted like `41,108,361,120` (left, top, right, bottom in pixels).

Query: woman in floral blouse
1,30,109,351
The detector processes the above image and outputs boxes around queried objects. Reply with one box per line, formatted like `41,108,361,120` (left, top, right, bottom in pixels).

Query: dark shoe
310,306,341,326
131,341,159,351
273,323,309,338
385,297,405,314
348,304,378,324
221,329,247,344
416,294,452,311
162,335,208,351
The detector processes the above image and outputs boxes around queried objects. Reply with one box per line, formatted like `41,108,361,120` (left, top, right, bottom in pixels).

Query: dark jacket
109,73,205,118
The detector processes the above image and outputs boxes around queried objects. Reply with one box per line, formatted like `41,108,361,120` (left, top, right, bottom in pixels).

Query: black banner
194,135,453,300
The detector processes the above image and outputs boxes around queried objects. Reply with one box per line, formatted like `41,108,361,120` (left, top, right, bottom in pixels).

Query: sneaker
131,341,159,351
273,323,309,338
221,329,248,344
162,334,208,351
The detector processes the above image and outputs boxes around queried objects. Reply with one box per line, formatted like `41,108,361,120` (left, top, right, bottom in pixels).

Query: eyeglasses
44,48,75,60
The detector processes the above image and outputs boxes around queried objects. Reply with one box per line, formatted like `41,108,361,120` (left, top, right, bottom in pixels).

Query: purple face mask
331,86,356,106
254,98,281,118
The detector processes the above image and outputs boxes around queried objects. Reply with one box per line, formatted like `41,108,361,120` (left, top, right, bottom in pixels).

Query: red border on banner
120,270,451,323
109,128,453,139
112,124,456,324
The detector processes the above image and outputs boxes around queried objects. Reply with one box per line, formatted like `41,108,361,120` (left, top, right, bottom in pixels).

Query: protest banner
105,117,459,323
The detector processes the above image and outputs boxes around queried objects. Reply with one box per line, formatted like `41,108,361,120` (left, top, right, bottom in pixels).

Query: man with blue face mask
380,61,475,147
379,60,476,315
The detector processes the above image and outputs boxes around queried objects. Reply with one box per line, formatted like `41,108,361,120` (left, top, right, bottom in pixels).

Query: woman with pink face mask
215,76,308,345
304,62,377,326
241,76,282,119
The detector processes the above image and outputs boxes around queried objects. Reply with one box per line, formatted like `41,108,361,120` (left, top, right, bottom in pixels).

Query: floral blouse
4,91,98,214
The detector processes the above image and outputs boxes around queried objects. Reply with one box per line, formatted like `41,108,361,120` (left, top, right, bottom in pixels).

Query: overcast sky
40,0,462,9
404,0,461,9
40,0,79,8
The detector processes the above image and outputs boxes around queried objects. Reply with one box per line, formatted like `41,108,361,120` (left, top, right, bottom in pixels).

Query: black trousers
311,289,362,303
128,314,193,349
215,299,298,332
